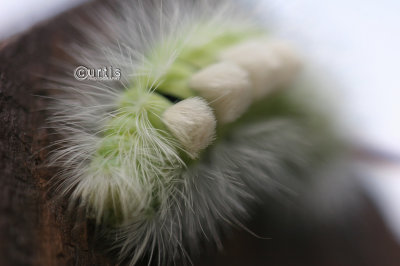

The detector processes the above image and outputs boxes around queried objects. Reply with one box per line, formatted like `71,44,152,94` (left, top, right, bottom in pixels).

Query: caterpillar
46,0,352,265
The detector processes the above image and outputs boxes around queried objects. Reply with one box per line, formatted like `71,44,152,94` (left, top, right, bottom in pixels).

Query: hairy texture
162,97,216,159
46,0,346,265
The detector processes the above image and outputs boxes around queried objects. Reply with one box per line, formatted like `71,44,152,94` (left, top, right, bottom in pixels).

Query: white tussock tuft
219,39,302,98
190,61,252,124
266,40,302,84
162,97,216,158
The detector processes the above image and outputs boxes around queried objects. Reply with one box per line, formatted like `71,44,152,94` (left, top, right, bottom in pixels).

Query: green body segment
92,91,172,172
147,27,262,99
84,25,268,219
92,27,263,172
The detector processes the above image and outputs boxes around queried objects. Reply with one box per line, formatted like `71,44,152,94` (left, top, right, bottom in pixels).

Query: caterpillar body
47,0,350,265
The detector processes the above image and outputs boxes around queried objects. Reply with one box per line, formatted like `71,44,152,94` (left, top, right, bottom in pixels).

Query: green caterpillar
47,0,349,265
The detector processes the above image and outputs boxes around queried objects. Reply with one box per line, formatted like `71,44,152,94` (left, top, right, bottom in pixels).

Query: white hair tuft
162,97,216,158
190,61,252,124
